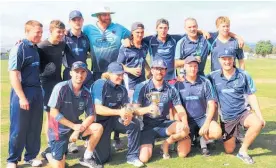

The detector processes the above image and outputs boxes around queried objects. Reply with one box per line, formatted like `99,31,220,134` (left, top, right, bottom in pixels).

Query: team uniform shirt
175,34,210,75
63,30,90,68
143,34,182,80
133,79,182,127
117,43,148,89
207,68,256,122
83,22,130,73
47,80,93,140
38,39,66,84
91,79,129,122
174,76,216,120
8,39,41,87
208,33,244,71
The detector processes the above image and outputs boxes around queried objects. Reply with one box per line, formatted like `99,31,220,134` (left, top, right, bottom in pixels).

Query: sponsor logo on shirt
31,62,40,66
185,96,199,100
78,101,85,110
117,93,123,101
221,89,235,93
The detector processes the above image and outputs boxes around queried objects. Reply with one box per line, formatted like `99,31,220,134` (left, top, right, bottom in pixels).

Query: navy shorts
50,135,69,161
188,116,206,139
141,120,175,145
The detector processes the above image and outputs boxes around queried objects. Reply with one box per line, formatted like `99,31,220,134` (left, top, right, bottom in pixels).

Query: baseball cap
71,61,87,71
69,10,83,20
107,62,124,74
91,6,115,17
218,49,235,58
185,56,199,64
151,58,167,69
131,22,144,31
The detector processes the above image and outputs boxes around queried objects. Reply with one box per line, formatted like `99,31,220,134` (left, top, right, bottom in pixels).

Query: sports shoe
113,140,124,151
237,153,255,164
201,147,211,157
41,146,51,159
79,157,103,168
24,159,43,167
6,162,17,168
127,158,144,167
162,153,171,159
68,142,79,153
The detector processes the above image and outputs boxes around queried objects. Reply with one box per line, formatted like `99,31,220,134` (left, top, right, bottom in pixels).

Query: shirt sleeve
8,44,23,71
244,71,256,95
121,26,131,39
170,86,182,106
91,79,105,105
204,78,217,101
121,87,129,105
117,46,126,64
235,40,244,60
85,92,94,116
171,34,184,42
132,82,145,104
142,36,152,46
175,37,185,60
48,83,63,109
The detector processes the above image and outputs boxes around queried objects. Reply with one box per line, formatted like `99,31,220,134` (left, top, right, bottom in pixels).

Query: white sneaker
68,142,79,153
127,158,144,167
6,162,17,168
24,159,42,167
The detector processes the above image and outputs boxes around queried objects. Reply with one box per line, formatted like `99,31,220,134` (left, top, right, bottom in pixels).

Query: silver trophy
146,91,162,118
118,103,135,124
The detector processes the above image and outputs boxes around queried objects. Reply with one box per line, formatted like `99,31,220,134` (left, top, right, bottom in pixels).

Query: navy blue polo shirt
174,76,216,120
175,34,210,75
91,79,129,122
207,68,256,122
63,30,90,68
143,34,183,80
133,79,182,127
8,39,41,87
208,33,244,71
47,80,93,140
117,43,148,89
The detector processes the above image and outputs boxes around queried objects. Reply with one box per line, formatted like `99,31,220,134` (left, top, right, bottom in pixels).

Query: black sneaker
79,157,103,168
236,153,255,164
201,147,211,156
41,147,51,160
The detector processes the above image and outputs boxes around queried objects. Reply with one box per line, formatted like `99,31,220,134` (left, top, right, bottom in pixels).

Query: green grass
1,59,276,168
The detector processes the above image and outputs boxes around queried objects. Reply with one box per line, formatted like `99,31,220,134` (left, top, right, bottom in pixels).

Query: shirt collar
155,34,172,43
68,30,85,37
107,79,121,88
220,68,239,81
22,39,35,47
184,75,202,85
148,78,167,92
68,80,84,97
185,34,202,44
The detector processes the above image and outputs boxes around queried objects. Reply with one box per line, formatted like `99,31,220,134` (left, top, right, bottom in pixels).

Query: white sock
200,136,207,149
84,149,94,160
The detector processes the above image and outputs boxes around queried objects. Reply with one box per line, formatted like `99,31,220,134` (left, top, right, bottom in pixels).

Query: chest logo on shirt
117,93,123,101
112,30,116,34
82,40,87,47
78,101,85,110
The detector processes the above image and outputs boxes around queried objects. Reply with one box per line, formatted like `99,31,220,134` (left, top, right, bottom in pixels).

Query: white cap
91,6,115,17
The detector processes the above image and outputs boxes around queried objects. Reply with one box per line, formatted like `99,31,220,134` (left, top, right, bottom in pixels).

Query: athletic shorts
188,116,206,139
50,134,69,161
221,110,251,142
141,120,175,145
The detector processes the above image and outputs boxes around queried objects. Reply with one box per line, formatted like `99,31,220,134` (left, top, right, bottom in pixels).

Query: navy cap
131,22,144,31
151,58,167,69
185,56,199,64
218,49,235,58
69,10,83,20
107,62,124,74
71,61,87,71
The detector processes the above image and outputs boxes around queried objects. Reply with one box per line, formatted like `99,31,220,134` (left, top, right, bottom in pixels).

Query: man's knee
89,123,103,134
177,138,191,158
139,144,152,163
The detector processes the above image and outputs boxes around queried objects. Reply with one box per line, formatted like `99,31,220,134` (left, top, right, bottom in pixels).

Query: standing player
174,56,222,156
133,58,191,162
7,20,44,167
208,49,265,164
45,61,103,168
38,20,66,157
91,62,143,167
117,22,149,100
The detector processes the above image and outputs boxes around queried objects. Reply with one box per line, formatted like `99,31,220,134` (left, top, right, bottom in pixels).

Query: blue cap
185,56,198,64
71,61,87,71
151,58,167,69
107,62,124,74
218,49,235,58
69,10,83,20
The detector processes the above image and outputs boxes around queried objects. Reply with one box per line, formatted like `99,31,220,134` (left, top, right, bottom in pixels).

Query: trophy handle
146,93,151,100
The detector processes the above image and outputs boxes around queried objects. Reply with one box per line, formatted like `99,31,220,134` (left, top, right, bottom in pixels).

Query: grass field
1,59,276,168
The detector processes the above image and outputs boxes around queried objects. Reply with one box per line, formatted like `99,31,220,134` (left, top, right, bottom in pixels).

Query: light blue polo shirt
175,34,210,75
117,43,148,89
83,22,130,73
174,75,216,120
143,34,183,80
8,39,41,87
207,68,256,122
208,32,244,71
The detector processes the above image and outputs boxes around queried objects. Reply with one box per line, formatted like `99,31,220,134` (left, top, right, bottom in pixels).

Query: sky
1,0,276,49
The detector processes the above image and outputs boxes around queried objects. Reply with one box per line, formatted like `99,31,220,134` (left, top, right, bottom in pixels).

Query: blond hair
49,20,65,31
25,20,43,33
101,72,110,80
216,16,230,27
